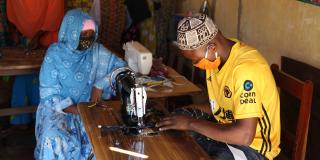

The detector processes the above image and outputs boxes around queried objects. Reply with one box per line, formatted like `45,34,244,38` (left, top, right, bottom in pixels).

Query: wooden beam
0,106,37,117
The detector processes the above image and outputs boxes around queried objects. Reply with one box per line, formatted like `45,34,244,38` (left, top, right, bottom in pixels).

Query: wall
177,0,320,68
175,0,239,39
239,0,320,68
175,0,214,17
214,0,239,38
176,0,203,13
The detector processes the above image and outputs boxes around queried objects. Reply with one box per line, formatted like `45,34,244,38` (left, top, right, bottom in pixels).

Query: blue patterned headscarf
40,9,99,106
58,8,98,51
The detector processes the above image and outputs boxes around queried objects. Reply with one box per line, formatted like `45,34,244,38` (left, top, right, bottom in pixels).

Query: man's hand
156,115,195,131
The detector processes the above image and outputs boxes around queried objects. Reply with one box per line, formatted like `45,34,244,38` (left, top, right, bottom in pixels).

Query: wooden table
146,67,201,98
0,47,45,76
0,47,45,117
78,101,210,160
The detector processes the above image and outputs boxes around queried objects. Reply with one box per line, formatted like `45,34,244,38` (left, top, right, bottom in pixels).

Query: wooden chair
271,64,314,160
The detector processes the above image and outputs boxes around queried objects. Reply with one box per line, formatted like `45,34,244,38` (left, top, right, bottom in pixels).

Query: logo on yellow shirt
214,106,235,122
224,86,232,98
243,80,253,91
240,80,256,104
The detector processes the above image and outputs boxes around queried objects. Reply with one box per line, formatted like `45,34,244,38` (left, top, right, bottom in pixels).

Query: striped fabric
257,105,272,157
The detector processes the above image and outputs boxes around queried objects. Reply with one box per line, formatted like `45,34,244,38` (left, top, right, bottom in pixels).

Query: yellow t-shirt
206,39,280,159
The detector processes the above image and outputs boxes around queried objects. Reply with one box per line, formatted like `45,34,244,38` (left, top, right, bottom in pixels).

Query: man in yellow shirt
156,14,280,160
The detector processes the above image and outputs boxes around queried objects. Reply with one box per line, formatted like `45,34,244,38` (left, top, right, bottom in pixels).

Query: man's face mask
193,45,221,70
77,33,95,51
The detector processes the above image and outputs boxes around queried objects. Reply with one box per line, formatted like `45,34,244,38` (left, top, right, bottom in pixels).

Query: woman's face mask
77,30,95,51
193,45,221,70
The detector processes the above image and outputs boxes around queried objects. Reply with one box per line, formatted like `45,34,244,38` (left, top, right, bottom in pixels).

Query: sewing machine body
114,68,148,134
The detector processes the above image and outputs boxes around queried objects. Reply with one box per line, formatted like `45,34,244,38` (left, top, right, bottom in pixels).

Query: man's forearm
184,103,212,115
188,118,257,145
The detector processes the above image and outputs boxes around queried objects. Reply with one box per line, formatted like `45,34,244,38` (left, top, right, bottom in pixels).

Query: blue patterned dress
34,9,126,159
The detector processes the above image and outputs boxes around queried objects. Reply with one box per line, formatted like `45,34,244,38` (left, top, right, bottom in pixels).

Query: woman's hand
26,30,46,52
90,87,102,102
156,115,194,131
63,105,79,114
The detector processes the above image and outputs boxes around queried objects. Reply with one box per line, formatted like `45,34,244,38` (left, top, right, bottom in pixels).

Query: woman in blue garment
34,9,126,159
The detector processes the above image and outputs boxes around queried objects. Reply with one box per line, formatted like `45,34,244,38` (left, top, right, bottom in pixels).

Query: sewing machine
115,67,147,128
123,41,153,75
97,67,153,135
95,67,165,136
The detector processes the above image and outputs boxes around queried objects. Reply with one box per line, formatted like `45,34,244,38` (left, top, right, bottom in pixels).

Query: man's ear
207,43,216,52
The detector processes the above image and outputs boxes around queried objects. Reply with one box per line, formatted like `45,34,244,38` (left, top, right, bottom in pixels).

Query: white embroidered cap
177,14,218,50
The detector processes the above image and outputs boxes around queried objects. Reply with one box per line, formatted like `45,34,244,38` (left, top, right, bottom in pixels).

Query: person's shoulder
93,43,122,58
235,61,266,71
46,43,63,54
230,40,259,58
44,43,65,60
231,42,268,72
232,61,269,83
232,42,268,66
234,40,256,51
93,43,111,55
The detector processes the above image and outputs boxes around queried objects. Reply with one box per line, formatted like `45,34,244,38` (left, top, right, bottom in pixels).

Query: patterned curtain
100,0,126,54
139,0,156,54
65,0,94,13
139,0,176,60
0,0,8,47
154,0,176,61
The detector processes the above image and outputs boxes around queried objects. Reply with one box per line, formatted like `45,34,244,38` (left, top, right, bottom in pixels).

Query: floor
0,123,35,160
0,78,34,160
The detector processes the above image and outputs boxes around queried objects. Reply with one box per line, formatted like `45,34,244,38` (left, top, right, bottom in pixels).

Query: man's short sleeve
232,63,264,119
